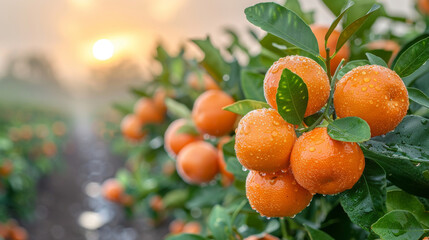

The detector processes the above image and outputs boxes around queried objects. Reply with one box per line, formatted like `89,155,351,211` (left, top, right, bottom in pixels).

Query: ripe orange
192,90,237,136
150,195,164,212
334,65,409,137
245,233,280,240
182,221,201,234
264,56,330,117
217,136,234,187
291,127,365,195
164,119,201,156
246,169,312,217
169,219,185,234
154,88,167,113
9,226,28,240
121,114,146,141
102,179,123,202
134,98,164,124
367,40,400,66
311,25,350,74
418,0,429,14
42,141,57,157
176,141,219,184
235,108,296,172
0,160,13,177
187,73,220,91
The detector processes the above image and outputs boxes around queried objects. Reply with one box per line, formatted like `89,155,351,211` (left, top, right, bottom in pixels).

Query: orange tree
107,0,429,239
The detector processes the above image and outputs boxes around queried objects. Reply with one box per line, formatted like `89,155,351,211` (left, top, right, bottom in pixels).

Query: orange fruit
164,119,201,156
235,108,297,172
188,73,220,91
0,161,13,177
419,0,429,14
42,141,57,157
334,65,409,137
311,25,350,74
246,170,312,217
9,226,28,240
264,56,330,117
102,179,123,202
0,222,10,238
217,136,234,187
176,141,219,184
291,127,365,195
150,195,164,212
367,40,400,66
192,90,237,136
169,219,185,234
134,98,164,124
154,88,167,114
121,114,146,141
244,233,280,240
182,221,201,234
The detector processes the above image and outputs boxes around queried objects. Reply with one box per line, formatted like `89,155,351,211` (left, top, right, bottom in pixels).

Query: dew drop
361,87,367,92
309,147,315,152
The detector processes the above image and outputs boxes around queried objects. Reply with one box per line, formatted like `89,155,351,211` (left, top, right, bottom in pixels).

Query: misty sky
0,0,415,90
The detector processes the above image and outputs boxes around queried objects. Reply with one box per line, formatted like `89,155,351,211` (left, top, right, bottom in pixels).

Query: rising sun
92,39,115,61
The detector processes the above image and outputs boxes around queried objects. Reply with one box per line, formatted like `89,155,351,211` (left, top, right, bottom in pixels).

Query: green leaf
360,115,429,198
283,0,315,24
393,37,429,78
165,98,191,119
407,87,429,109
327,117,371,142
305,224,335,240
166,234,207,240
163,189,190,208
245,2,319,55
391,33,429,68
186,186,226,209
176,122,199,136
340,159,387,231
387,189,429,228
276,68,308,125
223,100,270,116
208,205,233,240
325,1,355,42
223,138,248,182
371,210,424,240
336,60,369,81
192,37,230,82
336,4,381,52
366,53,388,67
240,70,265,102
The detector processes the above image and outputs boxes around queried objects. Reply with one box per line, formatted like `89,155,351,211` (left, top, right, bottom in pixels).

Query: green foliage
327,117,371,142
393,37,429,77
223,100,270,116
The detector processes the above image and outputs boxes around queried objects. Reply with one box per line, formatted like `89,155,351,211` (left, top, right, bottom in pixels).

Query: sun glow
92,39,114,61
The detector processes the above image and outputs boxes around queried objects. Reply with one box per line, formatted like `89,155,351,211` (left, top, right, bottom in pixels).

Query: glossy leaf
325,1,354,42
283,0,314,24
327,117,371,142
336,4,381,52
245,2,319,55
393,37,429,78
336,60,369,81
276,68,308,125
340,159,386,231
392,33,429,68
305,224,335,240
165,98,191,119
223,100,270,116
192,37,230,82
386,189,429,228
240,70,265,101
366,53,388,67
360,115,429,197
371,210,424,240
208,205,233,240
407,87,429,109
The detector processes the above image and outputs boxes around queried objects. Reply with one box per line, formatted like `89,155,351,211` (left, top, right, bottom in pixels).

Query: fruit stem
279,217,290,240
231,200,247,226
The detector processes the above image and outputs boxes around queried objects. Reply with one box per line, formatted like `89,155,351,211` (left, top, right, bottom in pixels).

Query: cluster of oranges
0,220,28,240
101,178,134,207
120,89,167,141
164,77,237,186
236,37,409,217
169,219,202,235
